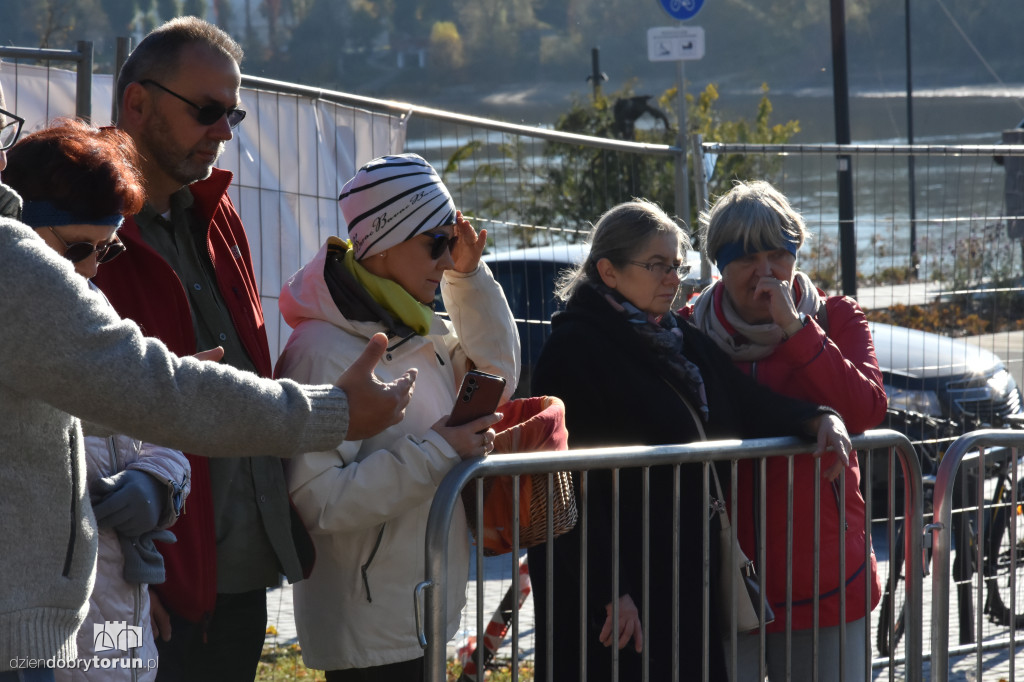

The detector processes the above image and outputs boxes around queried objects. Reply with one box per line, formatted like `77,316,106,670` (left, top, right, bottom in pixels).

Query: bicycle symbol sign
659,0,705,21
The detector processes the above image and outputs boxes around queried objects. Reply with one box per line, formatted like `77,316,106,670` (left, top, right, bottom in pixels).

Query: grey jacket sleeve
0,218,350,457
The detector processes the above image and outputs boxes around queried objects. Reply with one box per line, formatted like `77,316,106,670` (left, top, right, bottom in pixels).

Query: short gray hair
700,180,807,266
116,16,243,122
555,199,688,301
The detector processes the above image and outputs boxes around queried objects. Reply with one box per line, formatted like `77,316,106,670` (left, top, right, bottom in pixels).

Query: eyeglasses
138,79,246,129
629,260,691,278
0,107,25,150
426,232,458,260
48,227,126,264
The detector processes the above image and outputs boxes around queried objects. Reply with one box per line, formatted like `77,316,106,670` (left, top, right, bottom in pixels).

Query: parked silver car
470,244,1023,467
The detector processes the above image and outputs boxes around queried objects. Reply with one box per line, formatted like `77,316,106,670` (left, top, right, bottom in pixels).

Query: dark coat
529,284,835,682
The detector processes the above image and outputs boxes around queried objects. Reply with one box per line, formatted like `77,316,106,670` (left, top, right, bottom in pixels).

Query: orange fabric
471,396,569,555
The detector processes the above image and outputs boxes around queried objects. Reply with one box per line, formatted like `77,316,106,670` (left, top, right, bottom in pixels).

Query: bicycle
875,409,1024,657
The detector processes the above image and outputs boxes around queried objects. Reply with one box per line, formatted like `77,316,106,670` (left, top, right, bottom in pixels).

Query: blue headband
714,232,799,272
20,200,124,230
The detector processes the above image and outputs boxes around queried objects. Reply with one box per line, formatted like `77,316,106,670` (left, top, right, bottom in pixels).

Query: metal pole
676,59,690,229
905,0,919,276
691,133,714,288
829,0,857,298
113,36,133,124
586,47,607,101
75,40,92,122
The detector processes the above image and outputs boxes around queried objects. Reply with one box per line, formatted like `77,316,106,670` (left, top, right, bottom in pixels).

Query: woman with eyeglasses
275,153,520,681
3,118,202,682
528,199,852,682
682,181,886,681
0,98,25,220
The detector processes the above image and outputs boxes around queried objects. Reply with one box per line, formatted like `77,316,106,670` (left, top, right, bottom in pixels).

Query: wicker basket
461,396,578,556
463,470,577,556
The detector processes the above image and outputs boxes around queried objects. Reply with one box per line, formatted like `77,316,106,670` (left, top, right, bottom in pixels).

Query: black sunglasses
425,232,457,260
48,227,126,264
0,106,25,151
138,79,246,129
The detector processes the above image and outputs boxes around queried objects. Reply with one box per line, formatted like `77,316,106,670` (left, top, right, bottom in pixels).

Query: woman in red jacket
683,180,887,681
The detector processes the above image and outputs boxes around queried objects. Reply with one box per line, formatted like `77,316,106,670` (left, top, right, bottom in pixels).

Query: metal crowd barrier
930,429,1023,682
0,43,94,121
420,430,922,681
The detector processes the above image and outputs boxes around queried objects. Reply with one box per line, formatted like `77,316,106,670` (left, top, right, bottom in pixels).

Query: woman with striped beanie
276,153,521,681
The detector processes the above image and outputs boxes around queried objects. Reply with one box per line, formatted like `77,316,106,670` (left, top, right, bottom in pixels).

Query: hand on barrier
336,332,417,441
600,593,644,652
811,413,851,481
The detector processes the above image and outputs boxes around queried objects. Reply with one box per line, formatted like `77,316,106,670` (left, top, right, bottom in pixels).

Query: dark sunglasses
138,79,247,129
425,232,457,260
0,106,25,151
48,227,126,264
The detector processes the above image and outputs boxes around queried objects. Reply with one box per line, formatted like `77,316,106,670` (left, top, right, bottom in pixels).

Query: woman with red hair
6,119,196,681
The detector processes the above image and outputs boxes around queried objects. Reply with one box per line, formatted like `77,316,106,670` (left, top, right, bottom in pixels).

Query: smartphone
446,370,507,428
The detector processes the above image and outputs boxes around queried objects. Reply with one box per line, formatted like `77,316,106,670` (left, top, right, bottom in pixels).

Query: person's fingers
342,333,389,384
465,413,502,434
193,346,224,363
618,617,634,649
824,461,843,481
599,614,612,647
633,619,644,653
390,369,417,409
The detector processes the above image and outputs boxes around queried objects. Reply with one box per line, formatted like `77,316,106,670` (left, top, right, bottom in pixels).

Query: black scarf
589,281,709,422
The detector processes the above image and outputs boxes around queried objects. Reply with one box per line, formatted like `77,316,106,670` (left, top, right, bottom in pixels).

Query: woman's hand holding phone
431,413,501,460
435,369,507,459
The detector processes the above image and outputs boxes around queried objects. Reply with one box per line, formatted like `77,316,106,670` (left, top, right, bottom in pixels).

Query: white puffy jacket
277,239,520,670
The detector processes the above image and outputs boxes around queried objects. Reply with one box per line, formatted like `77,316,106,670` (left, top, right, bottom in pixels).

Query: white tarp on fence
1,62,406,360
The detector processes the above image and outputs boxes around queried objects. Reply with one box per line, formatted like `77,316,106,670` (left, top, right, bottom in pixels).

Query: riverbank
402,77,1024,142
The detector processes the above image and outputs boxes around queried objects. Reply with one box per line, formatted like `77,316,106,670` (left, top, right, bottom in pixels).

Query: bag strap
668,380,729,524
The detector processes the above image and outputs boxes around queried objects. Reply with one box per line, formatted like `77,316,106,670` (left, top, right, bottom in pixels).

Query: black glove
91,470,166,537
0,182,22,221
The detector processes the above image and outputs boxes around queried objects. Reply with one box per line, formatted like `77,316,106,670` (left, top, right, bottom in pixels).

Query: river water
404,83,1024,279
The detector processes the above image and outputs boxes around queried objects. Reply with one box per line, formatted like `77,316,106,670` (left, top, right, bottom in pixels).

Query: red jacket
93,169,274,623
682,287,887,631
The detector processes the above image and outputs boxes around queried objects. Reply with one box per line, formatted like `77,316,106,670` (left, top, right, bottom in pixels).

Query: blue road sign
658,0,705,21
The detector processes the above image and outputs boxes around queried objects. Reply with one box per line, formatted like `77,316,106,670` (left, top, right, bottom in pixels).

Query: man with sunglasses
92,16,307,681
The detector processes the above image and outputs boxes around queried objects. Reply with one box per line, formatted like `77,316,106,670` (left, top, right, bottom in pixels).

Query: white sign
647,26,705,62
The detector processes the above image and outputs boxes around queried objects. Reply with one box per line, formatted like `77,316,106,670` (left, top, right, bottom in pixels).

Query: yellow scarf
340,240,435,336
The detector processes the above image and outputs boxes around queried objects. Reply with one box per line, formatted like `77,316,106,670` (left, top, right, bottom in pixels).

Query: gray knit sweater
0,218,350,670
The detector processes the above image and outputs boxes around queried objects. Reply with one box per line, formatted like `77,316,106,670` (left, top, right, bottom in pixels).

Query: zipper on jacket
361,524,387,603
386,331,418,355
131,583,142,682
107,435,120,475
831,479,849,531
63,428,81,577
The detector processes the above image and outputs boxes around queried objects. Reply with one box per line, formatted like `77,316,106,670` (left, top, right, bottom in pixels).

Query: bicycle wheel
876,523,907,657
983,479,1024,628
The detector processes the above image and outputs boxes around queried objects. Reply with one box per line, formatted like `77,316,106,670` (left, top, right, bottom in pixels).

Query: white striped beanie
339,153,457,260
